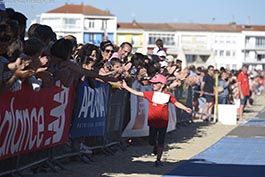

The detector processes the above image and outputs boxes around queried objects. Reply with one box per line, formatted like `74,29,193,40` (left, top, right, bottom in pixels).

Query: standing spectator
122,74,192,166
152,38,164,55
156,50,167,61
256,75,264,95
237,64,250,121
200,65,215,121
218,70,232,104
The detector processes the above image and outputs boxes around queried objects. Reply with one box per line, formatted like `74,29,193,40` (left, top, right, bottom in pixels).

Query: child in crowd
99,57,123,78
122,74,192,166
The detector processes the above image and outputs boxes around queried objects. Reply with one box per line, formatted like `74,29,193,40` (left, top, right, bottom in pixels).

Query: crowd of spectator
1,6,265,122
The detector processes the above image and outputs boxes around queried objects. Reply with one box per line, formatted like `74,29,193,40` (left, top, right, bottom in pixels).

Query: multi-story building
40,3,117,45
40,3,265,70
117,22,265,69
241,25,265,70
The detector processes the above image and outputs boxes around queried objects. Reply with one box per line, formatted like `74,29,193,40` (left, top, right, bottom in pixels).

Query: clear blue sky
4,0,265,27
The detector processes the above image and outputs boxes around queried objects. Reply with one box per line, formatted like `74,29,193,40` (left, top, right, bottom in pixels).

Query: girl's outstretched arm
122,80,144,97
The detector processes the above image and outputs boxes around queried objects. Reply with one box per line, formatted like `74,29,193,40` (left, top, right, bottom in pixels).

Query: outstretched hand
122,80,128,89
185,107,192,114
111,81,123,90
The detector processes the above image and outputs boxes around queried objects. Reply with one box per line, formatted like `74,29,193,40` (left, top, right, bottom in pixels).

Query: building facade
117,22,265,69
40,3,265,70
40,3,117,45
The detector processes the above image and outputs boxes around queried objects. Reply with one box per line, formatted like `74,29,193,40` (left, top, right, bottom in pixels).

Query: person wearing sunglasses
99,40,114,63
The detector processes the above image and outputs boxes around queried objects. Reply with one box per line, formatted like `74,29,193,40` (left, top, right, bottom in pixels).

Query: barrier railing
1,77,235,176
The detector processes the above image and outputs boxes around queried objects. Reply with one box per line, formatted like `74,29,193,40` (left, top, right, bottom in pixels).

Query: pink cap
149,74,167,84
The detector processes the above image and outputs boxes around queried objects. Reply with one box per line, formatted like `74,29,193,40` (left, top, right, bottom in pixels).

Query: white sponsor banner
122,80,177,137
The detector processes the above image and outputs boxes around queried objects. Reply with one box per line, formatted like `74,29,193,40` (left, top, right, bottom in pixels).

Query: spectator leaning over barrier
75,43,102,71
9,11,27,43
99,40,114,63
75,43,103,88
122,73,192,167
111,41,132,63
99,57,124,80
0,20,34,93
33,24,57,46
134,65,150,86
72,43,83,61
200,65,215,122
237,64,250,121
127,52,148,81
47,38,122,88
27,23,41,39
23,37,49,89
165,55,177,76
64,35,78,60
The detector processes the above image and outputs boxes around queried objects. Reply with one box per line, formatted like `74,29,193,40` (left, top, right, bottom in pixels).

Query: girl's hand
185,107,192,114
122,80,128,89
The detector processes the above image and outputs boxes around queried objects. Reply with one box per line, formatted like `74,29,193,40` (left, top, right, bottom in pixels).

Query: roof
117,22,265,32
46,3,114,16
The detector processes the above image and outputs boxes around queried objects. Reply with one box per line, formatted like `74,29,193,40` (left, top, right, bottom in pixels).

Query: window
181,35,192,43
132,36,141,46
245,51,249,58
214,50,218,56
42,17,60,28
89,21,95,28
63,18,79,29
226,51,231,57
102,20,107,30
256,37,265,47
257,54,265,61
186,54,195,63
148,33,175,45
84,19,95,30
220,50,224,56
246,37,250,45
89,34,95,43
196,36,206,43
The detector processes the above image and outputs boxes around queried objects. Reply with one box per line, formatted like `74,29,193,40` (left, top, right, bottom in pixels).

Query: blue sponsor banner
70,78,110,138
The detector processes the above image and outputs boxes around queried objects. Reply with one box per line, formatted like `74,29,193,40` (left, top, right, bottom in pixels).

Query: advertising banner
122,80,177,137
0,81,75,160
70,79,109,138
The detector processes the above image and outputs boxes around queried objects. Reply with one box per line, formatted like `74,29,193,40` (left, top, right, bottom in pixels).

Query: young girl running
122,74,192,166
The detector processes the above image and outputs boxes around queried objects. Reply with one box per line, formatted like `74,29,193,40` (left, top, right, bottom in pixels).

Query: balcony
245,44,265,50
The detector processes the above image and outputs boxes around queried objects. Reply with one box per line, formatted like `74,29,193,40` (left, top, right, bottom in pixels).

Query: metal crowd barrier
1,78,226,176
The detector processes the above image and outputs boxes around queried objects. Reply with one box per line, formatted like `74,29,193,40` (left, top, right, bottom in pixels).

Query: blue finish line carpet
164,118,265,177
